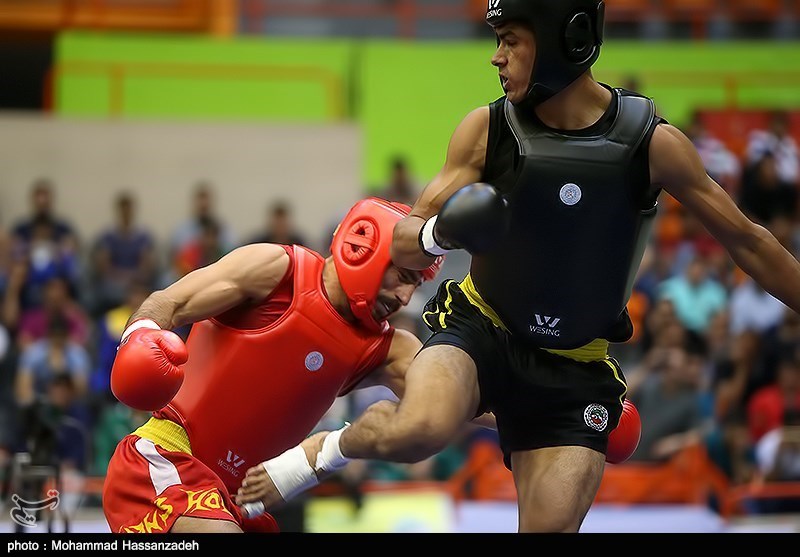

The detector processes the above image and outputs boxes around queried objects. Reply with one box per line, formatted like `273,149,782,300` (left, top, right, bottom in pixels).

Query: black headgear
487,0,605,107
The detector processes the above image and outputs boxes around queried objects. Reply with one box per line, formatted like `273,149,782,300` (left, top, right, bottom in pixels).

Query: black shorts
422,279,628,469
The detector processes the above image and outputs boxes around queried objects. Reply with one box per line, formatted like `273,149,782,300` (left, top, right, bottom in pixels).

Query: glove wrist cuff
121,319,161,342
419,215,450,257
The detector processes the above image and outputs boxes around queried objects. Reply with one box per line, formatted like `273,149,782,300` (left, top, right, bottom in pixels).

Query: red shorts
103,433,279,533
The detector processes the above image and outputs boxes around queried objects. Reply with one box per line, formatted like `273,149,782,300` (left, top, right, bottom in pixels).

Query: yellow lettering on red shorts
120,496,174,533
184,488,232,516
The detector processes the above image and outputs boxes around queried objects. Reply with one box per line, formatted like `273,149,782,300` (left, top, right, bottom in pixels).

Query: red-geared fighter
102,198,444,533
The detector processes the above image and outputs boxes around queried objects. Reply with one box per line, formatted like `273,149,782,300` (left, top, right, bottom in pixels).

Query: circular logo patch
305,351,324,372
559,183,582,206
584,403,609,432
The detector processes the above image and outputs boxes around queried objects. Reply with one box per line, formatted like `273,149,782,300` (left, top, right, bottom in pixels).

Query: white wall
0,112,364,252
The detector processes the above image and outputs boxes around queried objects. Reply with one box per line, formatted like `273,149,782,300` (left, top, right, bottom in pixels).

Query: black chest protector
472,89,660,349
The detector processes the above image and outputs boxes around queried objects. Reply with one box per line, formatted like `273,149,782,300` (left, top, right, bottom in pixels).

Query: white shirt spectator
729,278,787,336
695,135,740,185
746,129,799,186
755,427,800,480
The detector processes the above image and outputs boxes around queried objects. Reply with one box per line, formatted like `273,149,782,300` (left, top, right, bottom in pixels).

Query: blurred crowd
0,109,799,516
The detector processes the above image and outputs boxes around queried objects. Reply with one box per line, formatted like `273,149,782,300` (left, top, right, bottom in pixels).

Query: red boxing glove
110,320,188,412
606,399,641,464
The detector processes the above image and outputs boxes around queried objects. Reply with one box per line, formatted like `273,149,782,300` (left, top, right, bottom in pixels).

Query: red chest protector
166,246,391,494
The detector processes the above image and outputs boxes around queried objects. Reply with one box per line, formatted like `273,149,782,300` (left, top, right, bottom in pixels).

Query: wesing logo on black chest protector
530,314,561,337
487,0,502,19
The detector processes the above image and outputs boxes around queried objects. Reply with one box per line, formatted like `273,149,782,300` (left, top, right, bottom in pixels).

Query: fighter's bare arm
128,244,290,330
391,106,489,271
651,123,800,314
352,327,422,397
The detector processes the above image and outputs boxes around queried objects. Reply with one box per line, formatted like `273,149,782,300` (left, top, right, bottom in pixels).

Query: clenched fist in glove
110,320,188,412
419,182,510,256
606,399,641,464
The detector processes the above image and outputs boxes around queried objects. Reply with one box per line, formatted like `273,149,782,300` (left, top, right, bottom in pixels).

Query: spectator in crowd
40,373,90,473
747,348,800,445
753,415,800,511
169,181,236,259
246,200,308,248
740,111,799,224
746,110,799,189
739,152,797,225
91,403,147,477
658,254,728,338
11,179,78,257
13,314,90,422
170,218,226,341
374,156,419,207
174,217,227,278
633,240,676,307
729,276,787,339
87,192,157,317
637,298,682,354
6,214,81,316
749,350,800,513
670,211,728,284
16,276,90,350
1,258,25,331
628,346,707,463
704,407,756,490
3,181,82,337
90,280,151,401
0,321,16,462
0,223,11,298
14,373,89,519
685,110,741,195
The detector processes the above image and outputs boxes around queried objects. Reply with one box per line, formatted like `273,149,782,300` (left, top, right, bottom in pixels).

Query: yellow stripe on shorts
459,274,507,331
461,273,610,363
133,417,192,455
422,279,459,330
603,357,628,405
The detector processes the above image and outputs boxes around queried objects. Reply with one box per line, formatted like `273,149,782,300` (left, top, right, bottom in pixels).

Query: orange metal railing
0,0,236,35
1,0,793,39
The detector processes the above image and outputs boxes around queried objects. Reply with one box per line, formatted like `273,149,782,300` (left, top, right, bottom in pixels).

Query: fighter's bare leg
341,345,481,463
510,446,605,532
171,516,243,533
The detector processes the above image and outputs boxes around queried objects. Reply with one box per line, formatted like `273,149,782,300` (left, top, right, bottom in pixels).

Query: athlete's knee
517,483,591,532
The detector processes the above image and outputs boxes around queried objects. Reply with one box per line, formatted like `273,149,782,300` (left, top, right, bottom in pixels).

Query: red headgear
331,197,443,331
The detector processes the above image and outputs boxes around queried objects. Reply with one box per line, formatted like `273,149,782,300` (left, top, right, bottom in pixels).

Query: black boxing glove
418,183,510,256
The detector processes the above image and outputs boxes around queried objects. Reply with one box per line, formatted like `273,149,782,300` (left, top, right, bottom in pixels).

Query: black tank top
473,86,664,349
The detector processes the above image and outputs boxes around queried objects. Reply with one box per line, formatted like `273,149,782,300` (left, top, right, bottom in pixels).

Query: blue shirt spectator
15,315,90,403
658,256,727,335
89,192,157,315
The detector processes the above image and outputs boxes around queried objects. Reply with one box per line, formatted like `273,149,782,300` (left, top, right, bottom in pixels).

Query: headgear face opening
487,0,605,108
331,198,443,331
